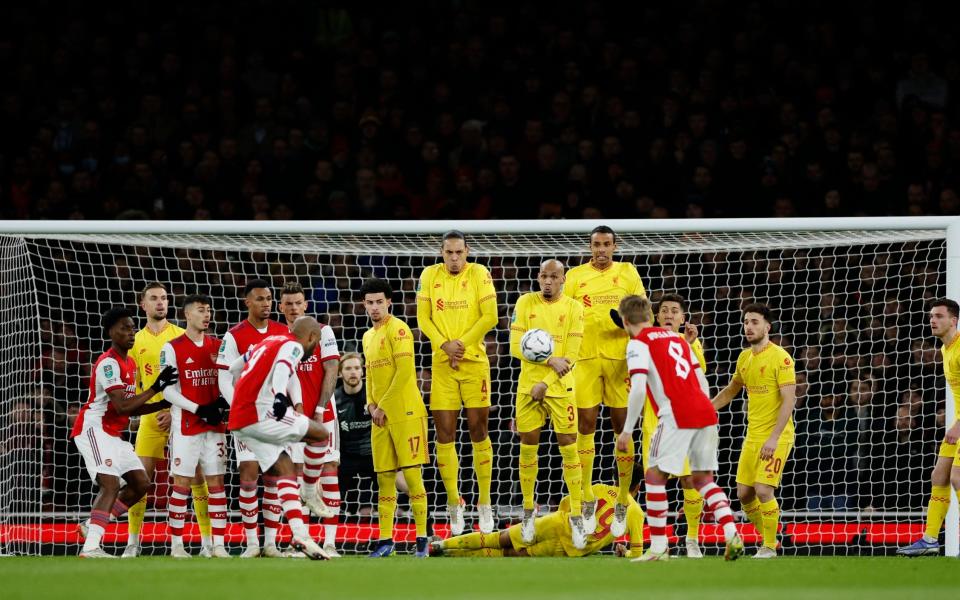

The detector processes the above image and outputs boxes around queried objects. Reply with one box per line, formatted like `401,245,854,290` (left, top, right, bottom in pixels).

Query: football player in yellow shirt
361,277,430,558
416,230,498,535
430,470,646,559
564,225,646,530
712,303,797,559
640,293,707,558
509,259,587,549
123,282,213,558
898,298,960,556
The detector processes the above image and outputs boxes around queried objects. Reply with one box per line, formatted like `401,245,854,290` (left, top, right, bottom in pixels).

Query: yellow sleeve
379,321,417,414
459,264,498,348
542,300,584,388
509,295,529,362
692,338,708,375
626,263,646,297
361,332,375,408
625,503,646,558
732,351,746,385
416,267,446,349
775,349,796,386
563,268,577,299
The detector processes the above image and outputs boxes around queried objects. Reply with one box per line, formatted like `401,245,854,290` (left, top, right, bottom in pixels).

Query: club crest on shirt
759,366,766,376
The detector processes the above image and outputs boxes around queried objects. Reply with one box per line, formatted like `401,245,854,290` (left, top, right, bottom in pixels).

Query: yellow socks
559,443,584,516
376,471,398,540
436,441,460,506
925,485,952,539
519,443,539,510
577,433,596,503
759,498,780,549
472,438,494,506
615,435,635,505
742,497,762,532
127,495,146,542
682,487,703,540
402,467,428,537
191,481,211,541
444,531,502,550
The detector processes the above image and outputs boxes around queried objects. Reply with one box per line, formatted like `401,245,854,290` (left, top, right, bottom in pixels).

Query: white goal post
0,216,957,557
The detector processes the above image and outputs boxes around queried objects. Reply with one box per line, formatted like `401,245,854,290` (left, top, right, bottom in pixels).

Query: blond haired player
640,293,707,558
416,230,498,534
509,259,587,549
124,282,213,558
898,298,960,556
564,225,646,530
361,277,431,558
712,303,797,559
431,470,646,559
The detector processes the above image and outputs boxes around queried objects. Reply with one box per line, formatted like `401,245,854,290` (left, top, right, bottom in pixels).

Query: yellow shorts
429,359,491,411
937,440,960,466
372,416,429,473
736,437,793,488
133,411,169,459
574,358,628,409
508,512,566,557
641,409,691,477
516,393,577,435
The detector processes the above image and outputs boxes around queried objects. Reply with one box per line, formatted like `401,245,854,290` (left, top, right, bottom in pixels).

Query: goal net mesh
0,227,948,555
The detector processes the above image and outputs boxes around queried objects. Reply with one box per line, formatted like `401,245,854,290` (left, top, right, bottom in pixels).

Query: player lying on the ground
430,473,645,558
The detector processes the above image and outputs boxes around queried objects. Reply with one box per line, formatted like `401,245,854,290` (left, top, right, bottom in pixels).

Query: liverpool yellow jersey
941,333,960,421
362,315,427,422
733,343,796,442
564,261,645,360
133,322,185,403
509,292,583,397
416,262,498,365
557,484,645,557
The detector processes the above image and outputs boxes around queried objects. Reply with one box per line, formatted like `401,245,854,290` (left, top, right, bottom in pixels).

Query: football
520,328,554,362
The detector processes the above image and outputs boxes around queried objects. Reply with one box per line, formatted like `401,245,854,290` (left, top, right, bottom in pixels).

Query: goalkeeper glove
151,366,179,393
272,393,290,421
196,403,224,426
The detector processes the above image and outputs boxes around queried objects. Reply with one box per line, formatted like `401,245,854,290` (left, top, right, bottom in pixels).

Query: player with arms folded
616,295,744,562
899,298,960,556
509,259,588,549
712,303,797,559
226,316,333,560
125,282,215,558
431,468,645,558
279,281,342,556
564,226,646,530
361,278,431,558
159,294,231,558
73,307,179,558
416,230,499,534
640,293,708,557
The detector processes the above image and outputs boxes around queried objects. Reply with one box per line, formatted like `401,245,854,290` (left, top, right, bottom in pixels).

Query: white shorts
170,430,228,478
647,412,719,476
233,433,258,464
233,413,311,472
73,427,144,483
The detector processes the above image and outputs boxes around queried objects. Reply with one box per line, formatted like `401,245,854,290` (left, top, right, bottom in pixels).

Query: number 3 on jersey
667,340,691,378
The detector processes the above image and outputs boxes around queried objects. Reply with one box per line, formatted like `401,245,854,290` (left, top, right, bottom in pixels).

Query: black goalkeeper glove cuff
196,403,224,426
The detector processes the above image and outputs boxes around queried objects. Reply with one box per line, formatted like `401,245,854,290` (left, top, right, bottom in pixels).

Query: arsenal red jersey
165,334,224,434
296,324,340,417
72,348,137,438
626,327,716,428
228,334,303,430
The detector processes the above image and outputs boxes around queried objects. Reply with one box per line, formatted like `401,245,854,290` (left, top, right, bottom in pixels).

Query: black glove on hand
272,393,290,421
196,403,224,426
609,308,624,330
151,366,179,393
215,395,230,410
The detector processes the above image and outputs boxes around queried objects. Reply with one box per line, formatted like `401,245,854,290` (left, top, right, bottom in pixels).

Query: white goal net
0,219,956,556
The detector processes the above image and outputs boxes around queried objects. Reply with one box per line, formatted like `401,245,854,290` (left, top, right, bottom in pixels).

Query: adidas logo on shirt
185,357,195,364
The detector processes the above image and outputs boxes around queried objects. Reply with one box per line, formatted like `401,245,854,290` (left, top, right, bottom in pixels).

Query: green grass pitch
1,556,955,599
